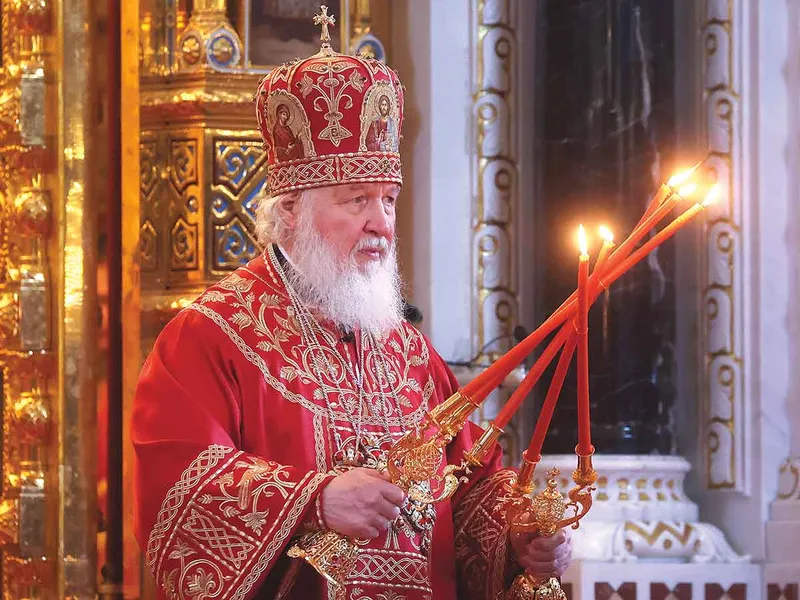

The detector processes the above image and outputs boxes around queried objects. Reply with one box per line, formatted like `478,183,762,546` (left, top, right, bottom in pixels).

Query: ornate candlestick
504,454,598,600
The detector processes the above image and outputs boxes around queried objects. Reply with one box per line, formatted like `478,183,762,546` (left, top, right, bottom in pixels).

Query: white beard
284,213,404,338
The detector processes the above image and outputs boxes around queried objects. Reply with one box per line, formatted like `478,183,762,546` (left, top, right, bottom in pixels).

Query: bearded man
132,17,572,600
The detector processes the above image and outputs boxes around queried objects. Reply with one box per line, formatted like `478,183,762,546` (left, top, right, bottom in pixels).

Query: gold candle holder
287,529,360,588
505,452,598,600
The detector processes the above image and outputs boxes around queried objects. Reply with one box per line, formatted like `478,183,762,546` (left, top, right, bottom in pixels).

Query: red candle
461,298,576,400
604,172,698,275
576,226,592,455
493,325,573,429
526,334,578,458
600,186,718,291
639,164,698,225
461,171,700,404
593,226,615,274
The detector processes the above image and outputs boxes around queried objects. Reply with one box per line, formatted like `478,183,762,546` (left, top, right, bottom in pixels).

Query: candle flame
578,224,589,256
677,183,698,198
702,184,721,207
598,225,614,243
667,162,701,188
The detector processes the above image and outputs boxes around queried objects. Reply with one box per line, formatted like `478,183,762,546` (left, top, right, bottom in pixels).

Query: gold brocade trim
453,469,517,599
185,264,433,430
348,548,432,593
231,471,330,600
146,444,238,571
266,151,402,195
148,443,331,600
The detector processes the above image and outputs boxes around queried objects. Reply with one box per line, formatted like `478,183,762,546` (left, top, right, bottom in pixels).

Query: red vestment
272,123,304,161
133,247,521,600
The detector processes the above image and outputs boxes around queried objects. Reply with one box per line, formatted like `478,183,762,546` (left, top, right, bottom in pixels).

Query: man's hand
510,528,573,579
321,468,405,539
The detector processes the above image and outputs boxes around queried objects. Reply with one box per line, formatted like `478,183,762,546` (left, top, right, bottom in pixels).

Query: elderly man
132,15,571,600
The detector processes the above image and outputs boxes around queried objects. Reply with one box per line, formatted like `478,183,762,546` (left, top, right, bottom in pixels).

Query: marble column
532,0,680,456
764,0,800,593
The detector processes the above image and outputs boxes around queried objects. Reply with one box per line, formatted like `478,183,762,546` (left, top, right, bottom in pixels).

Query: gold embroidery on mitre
296,56,367,147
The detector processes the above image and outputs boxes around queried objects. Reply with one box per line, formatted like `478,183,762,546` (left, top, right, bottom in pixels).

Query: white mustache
354,237,389,253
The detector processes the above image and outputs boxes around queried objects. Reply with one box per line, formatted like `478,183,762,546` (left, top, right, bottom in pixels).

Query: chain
267,245,416,466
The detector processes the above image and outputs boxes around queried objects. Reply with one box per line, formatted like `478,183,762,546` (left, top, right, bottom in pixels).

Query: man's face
278,107,289,124
279,182,403,334
285,182,399,271
379,97,390,117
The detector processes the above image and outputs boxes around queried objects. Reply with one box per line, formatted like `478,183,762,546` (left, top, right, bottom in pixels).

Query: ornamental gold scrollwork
139,220,158,272
211,138,265,272
777,458,800,501
213,140,266,196
171,216,199,271
140,140,160,199
0,0,53,594
169,138,199,196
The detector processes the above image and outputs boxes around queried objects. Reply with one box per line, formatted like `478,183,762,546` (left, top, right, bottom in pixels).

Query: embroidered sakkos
132,248,519,600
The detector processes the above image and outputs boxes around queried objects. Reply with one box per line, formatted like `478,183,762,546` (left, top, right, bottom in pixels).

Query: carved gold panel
0,0,98,597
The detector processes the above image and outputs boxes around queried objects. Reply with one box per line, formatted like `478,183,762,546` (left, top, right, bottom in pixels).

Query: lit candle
576,225,593,455
461,172,699,405
640,164,698,223
600,185,719,290
526,334,578,459
593,226,615,276
493,325,573,429
601,168,699,277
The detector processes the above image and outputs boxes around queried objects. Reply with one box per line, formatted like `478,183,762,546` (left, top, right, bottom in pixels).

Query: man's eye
351,195,367,204
383,196,397,206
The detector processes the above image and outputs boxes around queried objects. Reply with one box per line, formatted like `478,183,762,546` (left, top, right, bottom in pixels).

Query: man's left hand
509,528,573,579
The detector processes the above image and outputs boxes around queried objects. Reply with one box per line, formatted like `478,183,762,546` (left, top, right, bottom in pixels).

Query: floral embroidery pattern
150,445,328,600
188,255,433,430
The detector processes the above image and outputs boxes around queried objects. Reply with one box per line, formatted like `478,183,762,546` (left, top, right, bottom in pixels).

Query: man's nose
364,198,393,238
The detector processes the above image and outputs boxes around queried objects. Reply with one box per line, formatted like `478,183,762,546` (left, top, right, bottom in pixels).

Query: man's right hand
321,468,405,539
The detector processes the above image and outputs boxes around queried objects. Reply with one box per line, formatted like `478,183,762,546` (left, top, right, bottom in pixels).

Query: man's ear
277,191,300,230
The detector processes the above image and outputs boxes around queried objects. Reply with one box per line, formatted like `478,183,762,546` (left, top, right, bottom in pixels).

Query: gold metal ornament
504,454,598,600
286,529,360,588
289,390,494,587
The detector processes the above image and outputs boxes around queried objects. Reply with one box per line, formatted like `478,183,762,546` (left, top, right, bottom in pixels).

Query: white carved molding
538,455,748,564
766,458,800,563
471,0,519,367
702,0,749,494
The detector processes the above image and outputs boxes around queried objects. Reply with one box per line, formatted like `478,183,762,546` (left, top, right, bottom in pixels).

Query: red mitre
255,9,404,196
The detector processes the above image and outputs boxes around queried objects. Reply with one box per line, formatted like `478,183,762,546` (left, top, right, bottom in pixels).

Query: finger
529,530,568,551
377,483,406,506
358,524,382,539
369,514,392,533
375,499,402,521
519,557,567,578
521,544,571,564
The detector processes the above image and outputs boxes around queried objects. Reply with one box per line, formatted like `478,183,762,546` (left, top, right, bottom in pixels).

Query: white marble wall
391,0,476,362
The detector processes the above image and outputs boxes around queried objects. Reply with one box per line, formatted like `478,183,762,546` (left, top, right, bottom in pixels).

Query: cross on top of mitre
314,5,336,47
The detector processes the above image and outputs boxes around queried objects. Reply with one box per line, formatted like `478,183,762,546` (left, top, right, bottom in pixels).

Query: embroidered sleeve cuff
300,473,334,532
